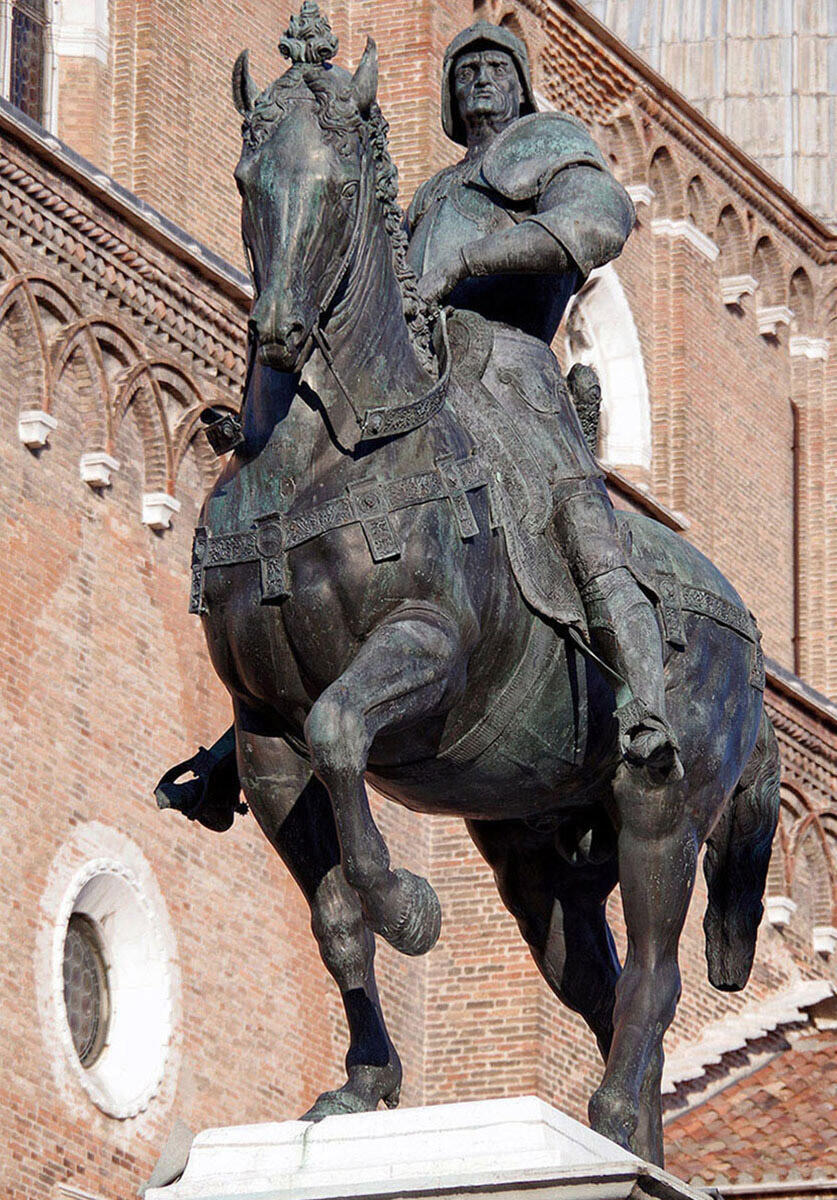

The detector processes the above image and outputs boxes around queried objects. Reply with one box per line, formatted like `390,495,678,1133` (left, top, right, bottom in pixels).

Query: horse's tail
703,710,781,991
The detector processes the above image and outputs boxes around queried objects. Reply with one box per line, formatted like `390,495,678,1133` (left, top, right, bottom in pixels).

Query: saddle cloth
441,309,764,691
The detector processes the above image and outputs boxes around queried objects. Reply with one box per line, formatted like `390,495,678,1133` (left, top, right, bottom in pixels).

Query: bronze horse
185,36,780,1165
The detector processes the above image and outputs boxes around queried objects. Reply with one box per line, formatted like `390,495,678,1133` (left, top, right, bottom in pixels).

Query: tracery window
4,0,50,124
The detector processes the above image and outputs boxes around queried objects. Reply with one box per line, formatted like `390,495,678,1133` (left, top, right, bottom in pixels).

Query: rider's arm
451,164,634,285
459,219,572,278
526,163,636,281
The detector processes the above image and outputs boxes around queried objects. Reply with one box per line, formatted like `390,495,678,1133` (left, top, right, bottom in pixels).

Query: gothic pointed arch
112,362,172,493
792,816,835,933
752,235,785,308
686,174,710,234
714,205,749,277
648,145,683,219
0,272,52,412
789,267,816,336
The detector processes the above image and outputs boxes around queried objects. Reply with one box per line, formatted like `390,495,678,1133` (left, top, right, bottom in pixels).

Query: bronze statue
156,5,780,1167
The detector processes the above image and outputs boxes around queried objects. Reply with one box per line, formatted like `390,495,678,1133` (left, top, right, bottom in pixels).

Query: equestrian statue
156,3,780,1167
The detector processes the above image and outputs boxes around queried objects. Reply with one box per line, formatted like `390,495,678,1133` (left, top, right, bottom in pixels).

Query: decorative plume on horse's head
279,2,339,67
233,4,376,130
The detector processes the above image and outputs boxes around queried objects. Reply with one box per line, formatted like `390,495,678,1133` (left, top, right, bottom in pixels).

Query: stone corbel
813,926,837,956
650,218,719,262
756,305,793,339
789,336,829,361
720,274,757,308
18,409,58,448
80,451,120,488
142,493,181,530
626,184,654,208
765,895,796,927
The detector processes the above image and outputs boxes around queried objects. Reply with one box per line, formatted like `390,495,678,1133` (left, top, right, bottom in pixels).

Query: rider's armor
406,22,682,775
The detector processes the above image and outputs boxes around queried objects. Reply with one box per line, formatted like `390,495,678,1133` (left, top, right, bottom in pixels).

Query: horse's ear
352,37,378,116
232,49,259,116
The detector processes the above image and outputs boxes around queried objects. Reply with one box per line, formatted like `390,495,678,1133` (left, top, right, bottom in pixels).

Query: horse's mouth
258,338,311,373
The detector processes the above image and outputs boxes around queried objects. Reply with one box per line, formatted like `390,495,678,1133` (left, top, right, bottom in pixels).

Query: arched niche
564,262,651,472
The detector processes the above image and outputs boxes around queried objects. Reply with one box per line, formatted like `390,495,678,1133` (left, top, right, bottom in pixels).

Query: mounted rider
406,20,682,779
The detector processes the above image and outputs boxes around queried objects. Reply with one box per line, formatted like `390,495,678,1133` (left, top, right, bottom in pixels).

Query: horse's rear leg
236,706,401,1117
305,609,465,957
588,766,708,1164
466,817,620,1058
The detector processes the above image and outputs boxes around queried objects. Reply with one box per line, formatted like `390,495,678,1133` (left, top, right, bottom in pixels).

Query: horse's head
233,5,378,372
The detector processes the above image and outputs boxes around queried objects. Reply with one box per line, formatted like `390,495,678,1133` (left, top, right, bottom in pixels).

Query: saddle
441,308,600,633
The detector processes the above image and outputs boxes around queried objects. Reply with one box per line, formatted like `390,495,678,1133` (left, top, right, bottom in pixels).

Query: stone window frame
0,0,56,128
0,0,111,134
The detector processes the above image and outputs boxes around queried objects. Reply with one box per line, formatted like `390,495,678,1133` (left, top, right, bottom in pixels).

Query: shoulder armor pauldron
480,111,608,203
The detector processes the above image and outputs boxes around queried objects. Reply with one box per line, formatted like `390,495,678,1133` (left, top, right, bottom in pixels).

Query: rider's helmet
441,20,537,146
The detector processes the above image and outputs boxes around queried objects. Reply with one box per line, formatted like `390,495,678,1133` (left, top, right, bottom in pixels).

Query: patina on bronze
156,5,779,1166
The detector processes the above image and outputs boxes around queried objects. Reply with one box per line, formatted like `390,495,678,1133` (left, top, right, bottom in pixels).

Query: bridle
247,119,452,449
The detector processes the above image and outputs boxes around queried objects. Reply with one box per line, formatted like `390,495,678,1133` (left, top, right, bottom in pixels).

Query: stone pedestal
146,1096,705,1200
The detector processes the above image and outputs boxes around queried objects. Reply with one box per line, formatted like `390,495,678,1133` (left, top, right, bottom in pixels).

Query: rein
306,138,452,447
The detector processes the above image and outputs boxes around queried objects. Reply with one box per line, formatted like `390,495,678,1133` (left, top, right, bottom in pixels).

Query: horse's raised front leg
588,765,705,1164
305,608,465,957
235,704,402,1117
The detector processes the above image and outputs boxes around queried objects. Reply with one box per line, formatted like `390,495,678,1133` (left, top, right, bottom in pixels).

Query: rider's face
454,48,521,131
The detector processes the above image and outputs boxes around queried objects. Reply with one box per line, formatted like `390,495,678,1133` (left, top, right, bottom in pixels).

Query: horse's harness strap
631,554,764,693
679,585,765,691
190,453,487,614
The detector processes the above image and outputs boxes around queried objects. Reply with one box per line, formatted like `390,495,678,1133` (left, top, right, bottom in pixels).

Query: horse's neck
240,199,430,492
312,203,432,408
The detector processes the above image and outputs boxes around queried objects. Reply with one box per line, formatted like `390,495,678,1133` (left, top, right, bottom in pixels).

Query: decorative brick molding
0,116,251,515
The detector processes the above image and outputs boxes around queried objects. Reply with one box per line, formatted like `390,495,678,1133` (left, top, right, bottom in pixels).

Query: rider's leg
552,478,682,778
305,606,466,957
235,703,402,1116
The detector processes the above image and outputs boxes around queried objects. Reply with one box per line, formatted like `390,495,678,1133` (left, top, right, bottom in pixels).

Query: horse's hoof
301,1065,402,1121
365,868,442,957
302,1089,373,1121
588,1086,637,1151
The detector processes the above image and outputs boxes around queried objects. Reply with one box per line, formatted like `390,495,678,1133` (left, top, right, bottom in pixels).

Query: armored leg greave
552,479,682,777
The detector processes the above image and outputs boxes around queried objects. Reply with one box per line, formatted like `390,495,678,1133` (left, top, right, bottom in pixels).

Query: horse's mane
240,3,436,371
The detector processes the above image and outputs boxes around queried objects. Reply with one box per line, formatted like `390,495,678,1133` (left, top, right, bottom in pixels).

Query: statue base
145,1096,705,1200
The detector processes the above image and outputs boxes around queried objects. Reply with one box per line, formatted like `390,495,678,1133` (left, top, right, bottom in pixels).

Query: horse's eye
341,180,359,200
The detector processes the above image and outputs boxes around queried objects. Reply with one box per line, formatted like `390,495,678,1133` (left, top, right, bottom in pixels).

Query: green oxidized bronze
156,4,779,1167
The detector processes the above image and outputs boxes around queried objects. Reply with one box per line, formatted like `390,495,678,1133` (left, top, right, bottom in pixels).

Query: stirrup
154,727,246,832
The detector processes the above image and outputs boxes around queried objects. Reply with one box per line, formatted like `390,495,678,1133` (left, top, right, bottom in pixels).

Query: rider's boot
581,567,683,781
551,479,683,781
